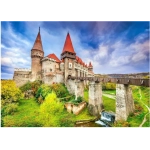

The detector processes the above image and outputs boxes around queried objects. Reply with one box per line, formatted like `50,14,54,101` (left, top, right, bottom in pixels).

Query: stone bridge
67,76,150,121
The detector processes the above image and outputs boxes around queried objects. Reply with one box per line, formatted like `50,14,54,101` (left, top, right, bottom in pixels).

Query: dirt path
139,88,150,127
102,93,116,100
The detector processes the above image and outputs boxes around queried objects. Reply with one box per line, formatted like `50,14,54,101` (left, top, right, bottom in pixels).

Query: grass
102,95,115,112
2,97,95,127
102,89,116,95
2,98,41,127
127,86,150,127
143,113,150,127
84,90,89,102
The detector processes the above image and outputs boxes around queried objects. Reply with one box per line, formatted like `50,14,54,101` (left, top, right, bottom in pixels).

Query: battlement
41,57,56,62
14,68,31,71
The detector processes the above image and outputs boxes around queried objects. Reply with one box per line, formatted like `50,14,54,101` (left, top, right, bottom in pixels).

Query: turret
61,33,76,83
88,62,93,72
31,27,44,81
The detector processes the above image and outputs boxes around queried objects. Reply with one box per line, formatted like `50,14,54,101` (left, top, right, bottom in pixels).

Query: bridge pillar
116,84,134,121
88,81,103,116
66,79,76,95
75,80,84,100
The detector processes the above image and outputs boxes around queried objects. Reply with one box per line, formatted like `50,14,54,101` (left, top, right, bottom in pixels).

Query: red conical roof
62,33,76,54
32,28,43,51
47,53,61,63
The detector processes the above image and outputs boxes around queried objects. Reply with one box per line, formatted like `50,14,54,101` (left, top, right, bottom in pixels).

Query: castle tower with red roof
61,32,76,83
13,28,94,87
31,27,44,81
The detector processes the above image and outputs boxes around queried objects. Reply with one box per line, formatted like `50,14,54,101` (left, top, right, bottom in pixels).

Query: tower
31,27,44,81
61,33,76,84
88,62,93,72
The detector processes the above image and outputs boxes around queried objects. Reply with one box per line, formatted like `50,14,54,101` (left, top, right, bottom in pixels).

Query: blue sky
1,21,149,79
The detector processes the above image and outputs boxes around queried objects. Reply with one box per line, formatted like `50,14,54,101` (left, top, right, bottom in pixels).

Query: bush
69,96,83,105
102,83,116,90
38,92,65,127
2,103,18,116
20,80,41,96
35,83,70,103
1,80,23,105
50,83,69,98
35,84,52,103
20,81,32,92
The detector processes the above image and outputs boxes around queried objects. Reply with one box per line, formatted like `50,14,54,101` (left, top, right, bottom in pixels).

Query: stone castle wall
13,70,31,87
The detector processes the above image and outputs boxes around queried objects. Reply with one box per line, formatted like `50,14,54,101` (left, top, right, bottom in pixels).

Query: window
69,63,72,69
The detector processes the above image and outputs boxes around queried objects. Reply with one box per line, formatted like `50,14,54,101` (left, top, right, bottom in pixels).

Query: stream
75,111,115,127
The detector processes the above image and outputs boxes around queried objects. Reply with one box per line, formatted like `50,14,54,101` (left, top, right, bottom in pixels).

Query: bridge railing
68,76,150,87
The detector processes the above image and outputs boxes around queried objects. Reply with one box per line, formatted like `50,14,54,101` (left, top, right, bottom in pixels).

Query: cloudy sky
1,21,149,79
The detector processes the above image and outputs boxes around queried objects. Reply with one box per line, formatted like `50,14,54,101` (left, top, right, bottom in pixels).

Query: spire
32,28,43,51
62,32,76,54
89,62,93,68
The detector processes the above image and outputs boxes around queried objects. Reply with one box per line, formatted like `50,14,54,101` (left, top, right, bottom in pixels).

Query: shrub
20,80,41,96
35,84,52,103
35,83,70,103
38,92,65,127
2,103,18,116
102,83,116,90
20,81,32,92
50,83,69,98
1,80,23,105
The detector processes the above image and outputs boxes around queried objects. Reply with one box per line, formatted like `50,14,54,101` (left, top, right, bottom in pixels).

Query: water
75,111,115,127
95,111,115,127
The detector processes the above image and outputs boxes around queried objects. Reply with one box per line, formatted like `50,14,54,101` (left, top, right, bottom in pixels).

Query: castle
13,28,94,87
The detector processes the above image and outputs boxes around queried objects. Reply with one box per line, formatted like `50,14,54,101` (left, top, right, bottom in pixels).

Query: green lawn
103,96,115,112
84,90,89,102
2,97,95,127
2,98,41,127
102,89,116,95
127,86,150,127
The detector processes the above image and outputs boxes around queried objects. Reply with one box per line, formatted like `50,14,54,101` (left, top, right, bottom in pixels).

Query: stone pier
116,84,134,121
75,80,84,100
88,81,103,116
66,79,76,95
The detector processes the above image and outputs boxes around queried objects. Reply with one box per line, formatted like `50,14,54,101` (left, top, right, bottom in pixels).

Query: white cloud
1,57,13,66
132,52,147,62
94,45,108,61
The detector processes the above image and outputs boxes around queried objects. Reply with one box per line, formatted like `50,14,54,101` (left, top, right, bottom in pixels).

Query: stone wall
13,71,31,87
64,101,87,115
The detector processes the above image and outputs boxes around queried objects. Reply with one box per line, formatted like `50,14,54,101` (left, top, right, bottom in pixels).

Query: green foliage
20,81,32,92
35,83,70,103
38,92,65,127
1,80,23,105
50,83,69,98
127,86,150,127
35,84,51,103
2,103,18,116
20,80,41,95
2,98,42,127
113,120,130,127
102,83,116,90
69,96,84,105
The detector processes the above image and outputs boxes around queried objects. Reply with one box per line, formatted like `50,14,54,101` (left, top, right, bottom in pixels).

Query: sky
1,21,150,79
